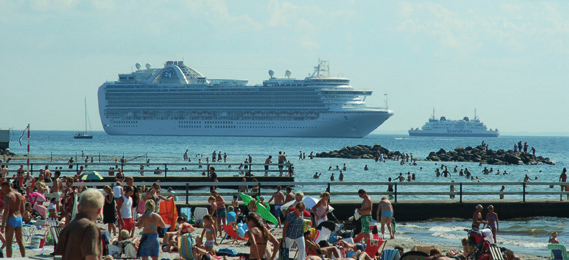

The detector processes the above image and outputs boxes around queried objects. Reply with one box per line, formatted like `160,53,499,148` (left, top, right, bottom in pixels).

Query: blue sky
1,0,567,135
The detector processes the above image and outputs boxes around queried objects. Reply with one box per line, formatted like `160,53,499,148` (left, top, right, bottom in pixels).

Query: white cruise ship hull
97,60,393,138
100,111,392,138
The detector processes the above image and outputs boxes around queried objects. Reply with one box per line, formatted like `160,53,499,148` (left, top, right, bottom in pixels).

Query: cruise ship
97,60,393,137
408,110,499,137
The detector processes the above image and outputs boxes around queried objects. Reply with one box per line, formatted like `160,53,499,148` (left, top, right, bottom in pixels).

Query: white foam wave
497,237,548,248
428,226,467,232
432,231,465,241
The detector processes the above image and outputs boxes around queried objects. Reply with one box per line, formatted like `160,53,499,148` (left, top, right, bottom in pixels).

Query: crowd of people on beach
0,143,565,260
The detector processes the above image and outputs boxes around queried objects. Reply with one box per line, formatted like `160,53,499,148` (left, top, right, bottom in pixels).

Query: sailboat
74,97,93,139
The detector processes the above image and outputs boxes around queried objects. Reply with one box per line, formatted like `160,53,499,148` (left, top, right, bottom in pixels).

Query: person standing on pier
357,189,373,243
560,168,568,201
278,151,286,176
264,156,272,176
268,185,285,228
209,167,218,192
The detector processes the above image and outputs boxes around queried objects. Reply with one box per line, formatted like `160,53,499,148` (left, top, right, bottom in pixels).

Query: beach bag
217,248,238,256
179,234,195,260
108,244,122,258
123,242,137,258
279,239,290,260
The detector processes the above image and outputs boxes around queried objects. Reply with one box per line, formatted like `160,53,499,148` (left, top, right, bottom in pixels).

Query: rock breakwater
426,145,554,165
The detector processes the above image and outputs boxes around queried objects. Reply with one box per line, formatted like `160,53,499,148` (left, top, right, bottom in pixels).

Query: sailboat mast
84,97,87,132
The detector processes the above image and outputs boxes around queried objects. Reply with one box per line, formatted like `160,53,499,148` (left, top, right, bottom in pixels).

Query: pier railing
3,161,293,178
64,181,569,204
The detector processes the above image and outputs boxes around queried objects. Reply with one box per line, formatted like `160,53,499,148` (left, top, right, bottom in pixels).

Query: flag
19,125,29,146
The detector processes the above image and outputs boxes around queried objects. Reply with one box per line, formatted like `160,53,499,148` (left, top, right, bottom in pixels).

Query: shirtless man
52,171,63,212
1,181,26,257
268,185,285,227
357,189,373,243
560,168,568,201
264,156,272,176
284,186,295,204
278,151,286,176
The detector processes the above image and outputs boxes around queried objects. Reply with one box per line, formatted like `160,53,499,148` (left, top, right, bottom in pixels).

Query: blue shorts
381,211,393,218
7,217,22,228
274,205,282,217
216,208,227,218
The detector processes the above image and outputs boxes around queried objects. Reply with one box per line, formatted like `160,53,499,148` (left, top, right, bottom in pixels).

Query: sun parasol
79,171,104,181
26,191,47,204
281,197,334,213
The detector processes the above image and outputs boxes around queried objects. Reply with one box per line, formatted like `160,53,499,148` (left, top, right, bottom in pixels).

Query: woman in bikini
200,214,217,255
62,177,76,225
247,213,279,260
312,192,330,226
376,196,394,239
483,205,499,243
472,204,485,230
136,200,166,260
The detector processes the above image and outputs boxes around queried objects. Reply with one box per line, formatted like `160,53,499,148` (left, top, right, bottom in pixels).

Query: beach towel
180,207,192,219
159,199,178,231
194,207,208,223
179,234,195,260
380,249,400,260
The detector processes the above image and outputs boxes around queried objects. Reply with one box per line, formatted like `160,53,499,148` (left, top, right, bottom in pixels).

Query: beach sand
15,221,547,260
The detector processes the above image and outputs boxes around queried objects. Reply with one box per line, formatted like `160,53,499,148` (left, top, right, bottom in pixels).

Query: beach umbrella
79,171,104,181
281,197,334,213
26,191,46,204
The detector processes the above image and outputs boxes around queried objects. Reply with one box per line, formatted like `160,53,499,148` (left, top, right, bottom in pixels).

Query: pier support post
394,183,398,203
164,164,168,178
186,183,189,204
326,183,331,193
258,182,262,197
523,183,526,202
460,183,463,203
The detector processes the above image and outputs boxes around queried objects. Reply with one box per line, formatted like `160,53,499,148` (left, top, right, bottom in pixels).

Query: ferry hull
408,131,499,137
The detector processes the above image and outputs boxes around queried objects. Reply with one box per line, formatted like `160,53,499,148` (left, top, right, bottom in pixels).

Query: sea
4,131,569,258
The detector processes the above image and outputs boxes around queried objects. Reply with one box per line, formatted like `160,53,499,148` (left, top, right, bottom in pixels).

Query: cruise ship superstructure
408,110,499,137
97,60,393,137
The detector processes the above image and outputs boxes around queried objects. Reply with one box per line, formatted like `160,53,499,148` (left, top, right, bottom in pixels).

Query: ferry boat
409,110,499,137
97,60,393,137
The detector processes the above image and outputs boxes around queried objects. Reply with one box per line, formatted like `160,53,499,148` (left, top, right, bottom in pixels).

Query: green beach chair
548,244,568,260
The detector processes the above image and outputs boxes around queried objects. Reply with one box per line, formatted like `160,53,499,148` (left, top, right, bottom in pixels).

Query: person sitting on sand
162,216,194,252
548,231,560,244
110,230,139,257
504,249,522,260
304,230,340,259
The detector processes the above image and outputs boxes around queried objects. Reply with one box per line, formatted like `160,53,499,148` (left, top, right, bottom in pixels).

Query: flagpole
26,124,30,177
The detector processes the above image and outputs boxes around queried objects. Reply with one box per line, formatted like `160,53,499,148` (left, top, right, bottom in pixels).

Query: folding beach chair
380,248,401,260
489,244,504,260
220,225,247,244
548,244,568,260
180,207,192,219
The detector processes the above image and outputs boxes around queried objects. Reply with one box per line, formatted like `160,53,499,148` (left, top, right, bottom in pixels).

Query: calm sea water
5,131,569,257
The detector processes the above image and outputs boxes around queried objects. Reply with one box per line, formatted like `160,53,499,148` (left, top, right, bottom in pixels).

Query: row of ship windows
178,125,313,129
114,121,138,124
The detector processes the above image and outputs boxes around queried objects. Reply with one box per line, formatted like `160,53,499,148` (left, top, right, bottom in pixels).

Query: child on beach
549,232,560,244
47,197,60,219
200,214,217,255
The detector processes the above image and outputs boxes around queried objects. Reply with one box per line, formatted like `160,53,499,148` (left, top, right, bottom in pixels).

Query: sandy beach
15,219,546,260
